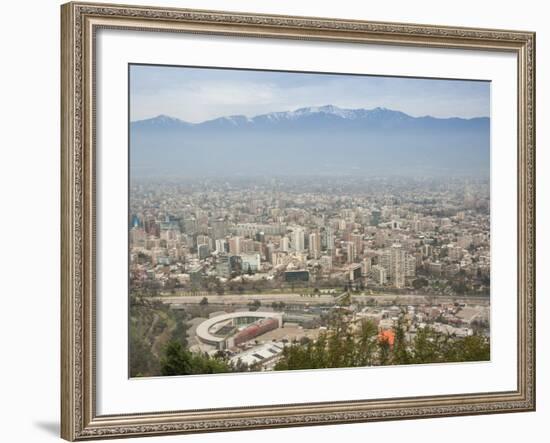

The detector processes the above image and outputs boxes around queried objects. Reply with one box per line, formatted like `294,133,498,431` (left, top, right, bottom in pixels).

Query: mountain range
130,105,490,177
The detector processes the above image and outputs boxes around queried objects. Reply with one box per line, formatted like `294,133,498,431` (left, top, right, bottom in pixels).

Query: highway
146,292,490,306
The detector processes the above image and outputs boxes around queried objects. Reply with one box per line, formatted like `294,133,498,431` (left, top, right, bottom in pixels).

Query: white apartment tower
291,227,305,253
380,243,407,288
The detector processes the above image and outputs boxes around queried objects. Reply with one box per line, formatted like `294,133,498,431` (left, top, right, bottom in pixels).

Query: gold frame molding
61,2,536,440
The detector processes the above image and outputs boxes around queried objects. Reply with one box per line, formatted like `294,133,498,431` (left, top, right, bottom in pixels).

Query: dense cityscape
129,176,491,377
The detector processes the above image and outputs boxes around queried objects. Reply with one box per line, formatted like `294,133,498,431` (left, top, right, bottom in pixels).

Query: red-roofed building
378,329,395,348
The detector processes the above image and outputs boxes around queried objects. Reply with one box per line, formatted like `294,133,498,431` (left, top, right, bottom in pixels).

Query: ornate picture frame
61,2,535,440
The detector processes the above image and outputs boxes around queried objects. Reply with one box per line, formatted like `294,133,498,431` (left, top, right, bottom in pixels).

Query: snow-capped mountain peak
130,105,489,178
131,105,486,130
291,105,351,118
132,114,190,129
254,105,410,122
151,114,183,124
217,115,252,125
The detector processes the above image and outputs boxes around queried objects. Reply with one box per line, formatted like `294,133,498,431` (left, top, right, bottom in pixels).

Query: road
147,292,490,306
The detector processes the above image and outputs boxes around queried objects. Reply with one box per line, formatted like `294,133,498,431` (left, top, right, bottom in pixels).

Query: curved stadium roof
195,311,283,346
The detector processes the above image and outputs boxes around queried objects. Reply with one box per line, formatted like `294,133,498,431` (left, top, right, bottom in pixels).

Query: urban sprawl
129,176,491,377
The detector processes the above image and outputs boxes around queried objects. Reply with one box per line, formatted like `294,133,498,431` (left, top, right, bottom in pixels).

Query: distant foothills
130,105,490,178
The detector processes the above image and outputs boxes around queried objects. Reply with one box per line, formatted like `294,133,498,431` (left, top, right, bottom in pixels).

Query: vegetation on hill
274,315,489,371
129,295,188,377
131,295,489,377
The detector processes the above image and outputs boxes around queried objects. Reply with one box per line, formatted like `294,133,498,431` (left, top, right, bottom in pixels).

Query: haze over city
128,65,491,378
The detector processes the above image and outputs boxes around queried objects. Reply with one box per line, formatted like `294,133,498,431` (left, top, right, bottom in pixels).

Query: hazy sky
130,64,490,123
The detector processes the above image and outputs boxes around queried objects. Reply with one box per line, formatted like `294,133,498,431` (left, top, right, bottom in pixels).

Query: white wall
0,0,546,442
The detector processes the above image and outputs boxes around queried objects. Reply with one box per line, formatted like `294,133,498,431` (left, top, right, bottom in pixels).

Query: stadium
195,311,284,350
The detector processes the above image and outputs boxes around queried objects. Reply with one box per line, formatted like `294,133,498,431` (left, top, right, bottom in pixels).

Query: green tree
248,299,261,311
171,310,188,348
412,278,429,290
356,319,378,366
273,313,490,372
392,319,411,365
377,338,391,366
445,334,490,362
160,341,231,376
411,327,446,364
129,328,157,377
160,341,194,376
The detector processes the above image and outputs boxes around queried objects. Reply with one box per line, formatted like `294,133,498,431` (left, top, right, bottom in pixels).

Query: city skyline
129,175,491,377
129,65,491,378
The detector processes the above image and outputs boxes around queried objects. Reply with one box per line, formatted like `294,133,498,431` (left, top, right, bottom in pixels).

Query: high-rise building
361,257,371,277
338,219,347,231
229,236,243,255
266,243,275,263
215,239,228,254
235,223,287,237
160,226,179,242
327,227,335,251
406,255,416,278
144,219,160,237
429,261,442,275
196,234,211,249
350,232,363,256
321,227,334,251
197,243,210,260
291,228,305,253
130,227,146,247
422,244,433,258
229,255,243,273
240,253,260,272
308,231,321,259
348,264,362,282
189,265,203,285
343,241,356,264
280,236,290,252
272,251,288,266
196,213,209,234
211,218,227,240
241,238,255,253
447,243,463,261
216,254,231,278
380,244,406,288
131,214,141,228
370,265,387,285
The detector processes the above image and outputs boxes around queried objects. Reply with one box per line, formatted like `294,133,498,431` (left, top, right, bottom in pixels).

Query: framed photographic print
61,2,536,440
